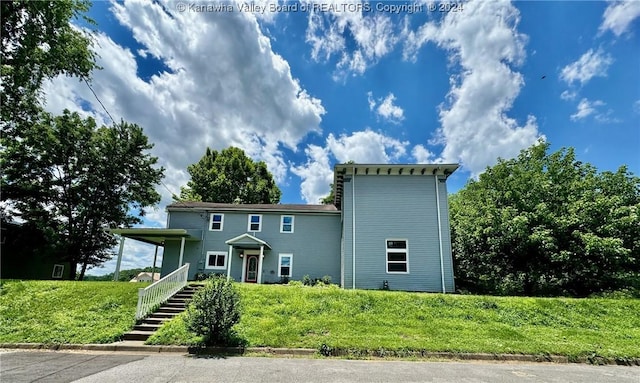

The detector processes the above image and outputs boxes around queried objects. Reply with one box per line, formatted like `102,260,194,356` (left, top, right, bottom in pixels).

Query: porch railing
135,263,190,320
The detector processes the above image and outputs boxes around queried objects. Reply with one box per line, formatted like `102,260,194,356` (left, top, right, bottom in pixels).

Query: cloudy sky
42,0,640,275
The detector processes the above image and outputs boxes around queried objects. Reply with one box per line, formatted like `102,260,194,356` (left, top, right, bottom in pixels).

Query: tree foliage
320,184,335,204
450,142,640,297
1,0,97,130
185,276,241,346
1,110,164,280
179,147,281,204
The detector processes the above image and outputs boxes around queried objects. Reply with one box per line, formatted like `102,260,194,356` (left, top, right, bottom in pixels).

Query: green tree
320,184,335,204
1,0,97,131
450,142,640,297
320,161,354,204
1,110,164,280
179,147,281,204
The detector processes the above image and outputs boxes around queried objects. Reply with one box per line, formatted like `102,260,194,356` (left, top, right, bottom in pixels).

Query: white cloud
560,49,613,85
292,129,409,203
291,145,334,204
560,90,577,101
305,0,399,78
367,92,405,124
43,0,325,206
411,144,434,164
402,0,542,175
326,129,408,163
599,1,640,37
43,0,326,271
570,98,605,121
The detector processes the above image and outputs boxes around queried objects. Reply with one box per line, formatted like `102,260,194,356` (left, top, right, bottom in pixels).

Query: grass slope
149,284,640,359
0,280,142,344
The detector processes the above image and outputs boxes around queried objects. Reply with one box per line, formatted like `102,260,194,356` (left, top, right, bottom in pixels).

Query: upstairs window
206,251,227,270
210,213,224,231
247,214,262,232
386,239,409,273
280,215,295,233
278,254,293,278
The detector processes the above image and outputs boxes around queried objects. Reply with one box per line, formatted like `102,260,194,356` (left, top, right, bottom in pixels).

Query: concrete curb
1,343,638,366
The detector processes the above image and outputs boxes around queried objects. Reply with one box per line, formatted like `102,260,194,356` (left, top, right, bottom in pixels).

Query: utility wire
82,76,180,199
82,77,116,125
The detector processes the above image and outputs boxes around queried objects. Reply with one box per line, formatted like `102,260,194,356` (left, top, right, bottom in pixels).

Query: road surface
1,350,637,383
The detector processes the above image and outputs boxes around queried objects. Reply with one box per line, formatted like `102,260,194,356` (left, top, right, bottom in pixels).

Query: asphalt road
1,350,638,383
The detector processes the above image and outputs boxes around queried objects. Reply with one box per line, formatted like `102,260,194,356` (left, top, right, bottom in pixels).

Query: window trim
247,214,262,232
52,264,64,279
209,213,224,231
385,239,409,274
280,215,295,233
278,253,293,278
205,251,228,270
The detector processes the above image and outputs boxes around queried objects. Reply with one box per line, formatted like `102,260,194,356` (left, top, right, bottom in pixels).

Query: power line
82,77,179,199
82,77,116,125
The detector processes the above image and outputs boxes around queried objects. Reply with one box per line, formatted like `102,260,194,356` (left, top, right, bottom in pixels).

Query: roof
129,272,160,282
333,163,460,208
109,228,201,246
225,233,272,249
167,202,339,214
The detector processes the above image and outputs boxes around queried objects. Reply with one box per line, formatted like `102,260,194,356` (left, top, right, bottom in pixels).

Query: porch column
178,237,185,267
226,245,233,281
152,245,159,275
114,236,125,281
257,245,264,284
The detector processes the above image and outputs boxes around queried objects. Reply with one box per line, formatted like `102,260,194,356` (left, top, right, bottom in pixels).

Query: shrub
184,276,241,346
321,275,332,285
302,275,313,286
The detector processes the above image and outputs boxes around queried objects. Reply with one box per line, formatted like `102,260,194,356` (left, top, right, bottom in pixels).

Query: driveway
1,350,637,383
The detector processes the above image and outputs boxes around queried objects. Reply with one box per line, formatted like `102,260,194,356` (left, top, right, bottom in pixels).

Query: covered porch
225,233,271,284
109,228,201,281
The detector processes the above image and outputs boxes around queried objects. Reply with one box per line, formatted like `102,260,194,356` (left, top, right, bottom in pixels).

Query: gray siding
343,174,455,292
163,209,341,282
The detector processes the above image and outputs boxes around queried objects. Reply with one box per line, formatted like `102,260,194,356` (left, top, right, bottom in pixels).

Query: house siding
163,209,341,282
343,174,455,292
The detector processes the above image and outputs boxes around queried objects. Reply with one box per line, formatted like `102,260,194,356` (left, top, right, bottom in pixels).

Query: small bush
184,276,241,346
302,275,313,286
321,275,332,285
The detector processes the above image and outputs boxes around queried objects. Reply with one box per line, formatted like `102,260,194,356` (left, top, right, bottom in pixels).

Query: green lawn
0,280,143,344
2,280,638,360
148,284,640,359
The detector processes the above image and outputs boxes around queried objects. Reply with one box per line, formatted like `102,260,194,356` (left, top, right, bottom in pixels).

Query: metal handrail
135,263,190,320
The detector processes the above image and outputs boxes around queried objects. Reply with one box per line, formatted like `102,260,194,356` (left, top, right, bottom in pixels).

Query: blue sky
43,0,640,275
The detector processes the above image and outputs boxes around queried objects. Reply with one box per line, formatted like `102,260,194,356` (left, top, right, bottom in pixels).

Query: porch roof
109,228,201,246
225,233,272,250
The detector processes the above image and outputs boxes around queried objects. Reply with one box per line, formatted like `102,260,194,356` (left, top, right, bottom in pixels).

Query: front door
245,255,258,283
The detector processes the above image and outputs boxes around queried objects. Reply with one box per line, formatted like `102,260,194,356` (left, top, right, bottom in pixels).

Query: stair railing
136,263,190,320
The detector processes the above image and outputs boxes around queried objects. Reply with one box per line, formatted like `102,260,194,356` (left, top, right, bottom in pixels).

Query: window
386,239,408,273
206,251,227,270
278,254,293,277
52,264,64,279
209,213,224,231
247,214,262,232
280,215,295,233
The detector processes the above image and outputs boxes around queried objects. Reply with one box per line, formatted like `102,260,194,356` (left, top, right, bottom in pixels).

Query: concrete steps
122,283,204,342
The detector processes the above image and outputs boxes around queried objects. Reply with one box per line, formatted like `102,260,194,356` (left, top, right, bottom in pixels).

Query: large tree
1,110,164,280
1,0,97,131
179,147,281,204
450,142,640,297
